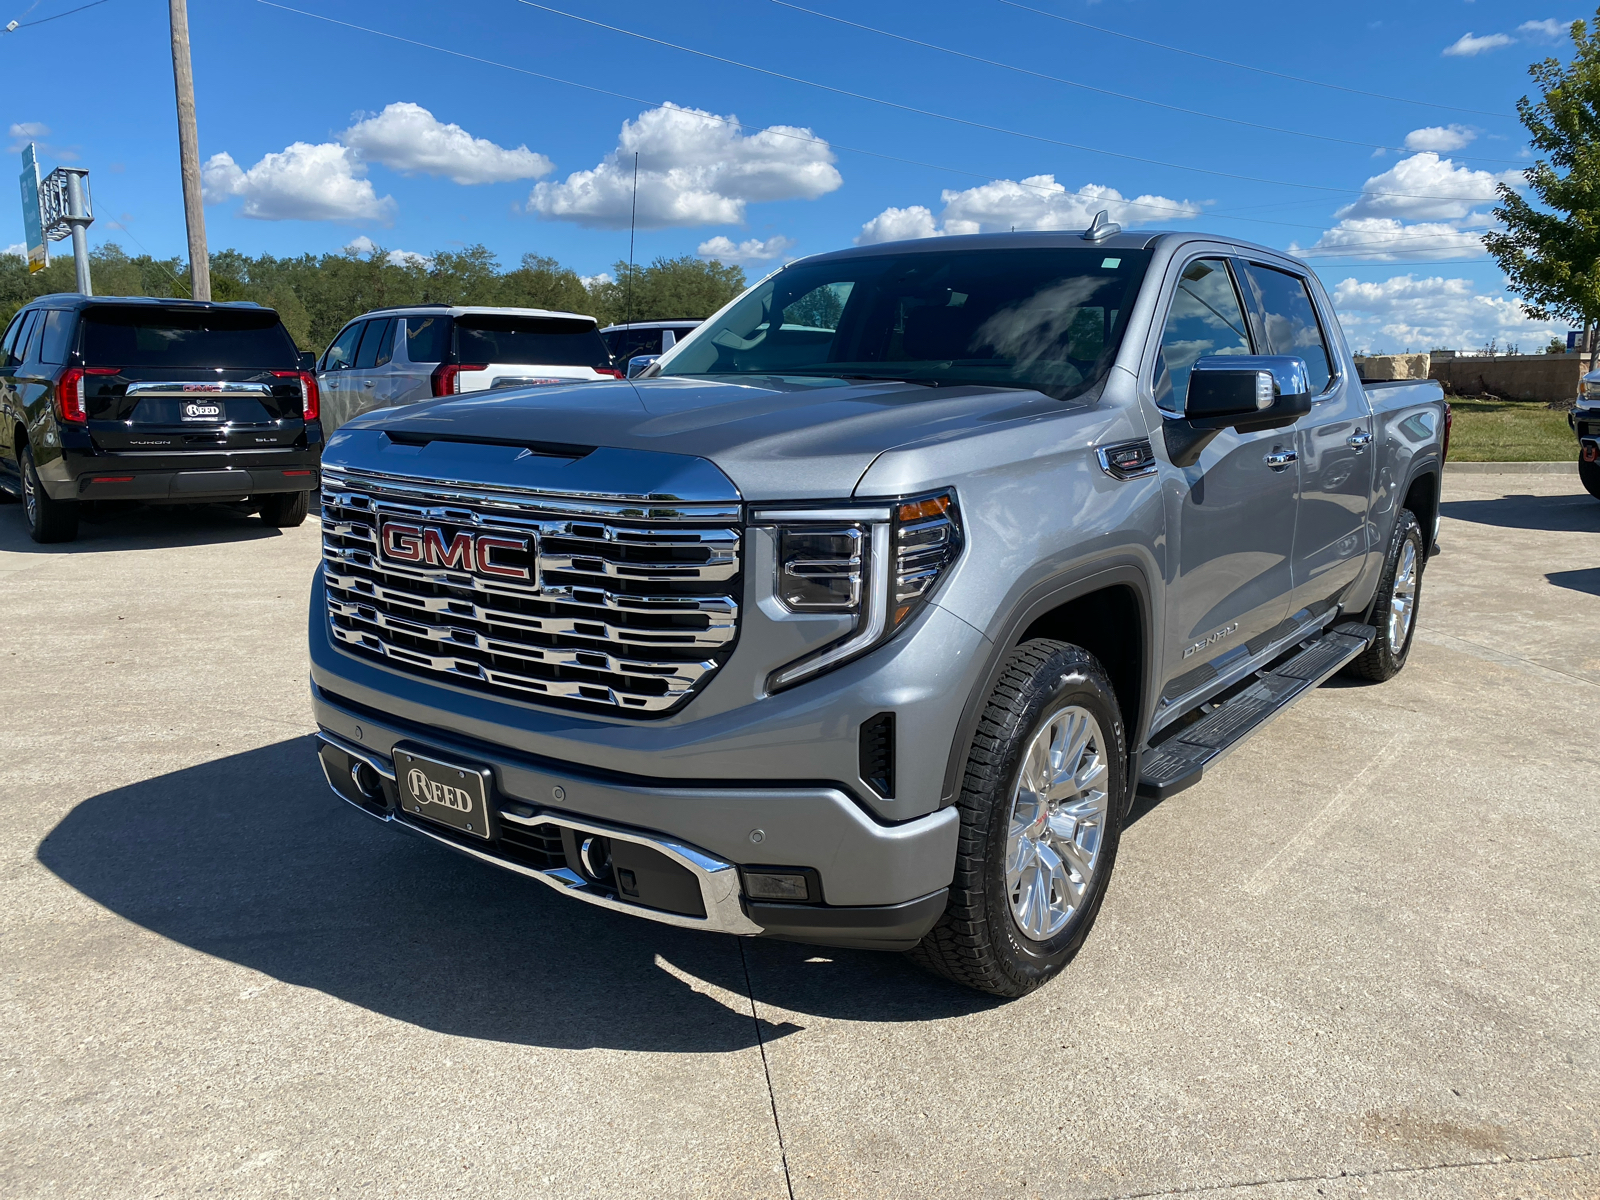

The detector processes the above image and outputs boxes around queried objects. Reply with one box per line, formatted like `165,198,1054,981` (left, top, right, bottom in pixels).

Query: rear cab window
456,315,609,369
1242,264,1333,393
81,305,298,369
355,318,396,369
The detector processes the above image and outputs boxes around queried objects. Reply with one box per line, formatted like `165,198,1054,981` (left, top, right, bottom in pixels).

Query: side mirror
627,354,660,379
298,350,318,373
1185,355,1312,431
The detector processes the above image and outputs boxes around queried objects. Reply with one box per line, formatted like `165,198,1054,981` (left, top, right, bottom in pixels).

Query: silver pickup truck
308,219,1446,997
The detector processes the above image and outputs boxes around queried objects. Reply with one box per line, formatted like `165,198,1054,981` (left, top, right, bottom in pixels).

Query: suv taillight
54,366,118,424
272,370,320,420
430,363,488,396
595,367,624,379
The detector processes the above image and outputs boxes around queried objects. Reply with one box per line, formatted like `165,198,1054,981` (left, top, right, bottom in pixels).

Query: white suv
317,306,620,432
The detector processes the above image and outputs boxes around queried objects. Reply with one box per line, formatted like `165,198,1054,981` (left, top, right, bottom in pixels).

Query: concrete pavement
0,477,1595,1198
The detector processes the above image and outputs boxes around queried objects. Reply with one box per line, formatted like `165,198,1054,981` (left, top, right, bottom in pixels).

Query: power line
8,0,114,29
515,0,1527,206
771,0,1530,166
995,0,1515,120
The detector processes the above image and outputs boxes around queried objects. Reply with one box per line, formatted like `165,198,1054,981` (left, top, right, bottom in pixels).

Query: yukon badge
379,520,533,582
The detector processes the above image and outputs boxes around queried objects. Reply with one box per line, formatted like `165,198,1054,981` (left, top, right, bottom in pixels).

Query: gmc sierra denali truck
309,219,1446,997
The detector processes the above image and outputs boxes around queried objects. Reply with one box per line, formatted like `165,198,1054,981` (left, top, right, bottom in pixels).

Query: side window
323,322,365,371
38,311,74,364
1244,264,1332,394
404,315,449,364
14,311,43,364
354,318,393,370
1156,258,1252,413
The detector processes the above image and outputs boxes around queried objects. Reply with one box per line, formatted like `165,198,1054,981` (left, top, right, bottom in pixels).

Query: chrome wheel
1005,704,1110,941
21,457,37,529
1388,538,1418,649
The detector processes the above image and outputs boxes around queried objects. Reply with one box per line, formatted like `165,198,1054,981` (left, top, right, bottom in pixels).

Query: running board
1137,621,1376,802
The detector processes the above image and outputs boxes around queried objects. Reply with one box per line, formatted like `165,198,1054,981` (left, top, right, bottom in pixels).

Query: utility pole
167,0,209,300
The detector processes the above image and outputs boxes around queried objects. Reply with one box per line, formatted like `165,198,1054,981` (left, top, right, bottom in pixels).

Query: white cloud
1291,218,1486,261
1517,18,1568,39
1330,274,1563,352
856,175,1201,244
3,242,24,258
1443,31,1515,55
696,234,796,264
342,103,552,185
528,103,841,229
345,235,378,255
345,235,431,267
8,122,50,152
203,143,397,224
1336,152,1522,222
580,272,614,289
1404,124,1476,152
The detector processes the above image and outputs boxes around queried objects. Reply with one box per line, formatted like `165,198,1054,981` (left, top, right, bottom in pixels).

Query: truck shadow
35,737,998,1052
0,501,287,552
1439,491,1600,534
1546,567,1600,597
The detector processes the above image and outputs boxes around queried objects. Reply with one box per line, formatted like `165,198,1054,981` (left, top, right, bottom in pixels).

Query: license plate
394,747,495,840
181,401,224,422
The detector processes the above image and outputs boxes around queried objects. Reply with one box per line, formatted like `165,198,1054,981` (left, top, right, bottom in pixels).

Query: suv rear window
81,306,298,369
455,315,609,369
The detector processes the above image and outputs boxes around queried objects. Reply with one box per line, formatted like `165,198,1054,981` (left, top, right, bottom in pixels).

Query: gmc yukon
308,220,1446,997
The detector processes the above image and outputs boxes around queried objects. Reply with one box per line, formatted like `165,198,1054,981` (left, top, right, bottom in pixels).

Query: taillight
54,366,117,424
595,367,624,379
430,363,488,396
271,370,320,420
1442,403,1453,462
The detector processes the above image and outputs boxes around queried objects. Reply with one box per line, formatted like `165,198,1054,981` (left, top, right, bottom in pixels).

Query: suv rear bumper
312,689,959,950
39,446,322,503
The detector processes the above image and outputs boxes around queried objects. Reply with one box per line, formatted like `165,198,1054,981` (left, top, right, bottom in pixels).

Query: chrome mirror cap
627,354,661,379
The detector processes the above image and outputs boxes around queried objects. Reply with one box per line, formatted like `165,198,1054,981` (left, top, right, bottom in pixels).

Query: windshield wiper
780,371,942,387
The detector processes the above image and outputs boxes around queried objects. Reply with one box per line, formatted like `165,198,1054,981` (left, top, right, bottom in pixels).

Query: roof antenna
1082,209,1121,242
624,151,638,333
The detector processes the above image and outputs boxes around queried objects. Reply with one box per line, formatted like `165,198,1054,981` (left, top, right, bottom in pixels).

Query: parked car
308,220,1447,997
598,318,703,371
1573,368,1599,499
316,306,622,433
0,295,322,543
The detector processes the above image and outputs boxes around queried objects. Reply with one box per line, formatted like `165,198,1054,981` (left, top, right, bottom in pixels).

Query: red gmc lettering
476,536,531,581
423,528,477,572
382,522,422,562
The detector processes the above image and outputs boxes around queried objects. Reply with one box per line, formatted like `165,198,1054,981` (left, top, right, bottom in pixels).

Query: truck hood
347,374,1072,501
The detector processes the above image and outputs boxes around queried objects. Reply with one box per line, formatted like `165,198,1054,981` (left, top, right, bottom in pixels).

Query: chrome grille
320,468,741,716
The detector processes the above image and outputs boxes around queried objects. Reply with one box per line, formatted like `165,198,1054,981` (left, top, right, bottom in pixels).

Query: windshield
81,306,298,369
455,315,610,369
658,247,1153,399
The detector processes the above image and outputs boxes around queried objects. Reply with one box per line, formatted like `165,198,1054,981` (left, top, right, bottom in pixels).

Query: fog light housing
742,867,821,903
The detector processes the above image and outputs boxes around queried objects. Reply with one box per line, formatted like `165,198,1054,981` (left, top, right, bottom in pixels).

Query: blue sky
3,0,1584,351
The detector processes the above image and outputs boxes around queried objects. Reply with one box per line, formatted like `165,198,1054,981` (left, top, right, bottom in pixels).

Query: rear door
1147,255,1299,715
1239,262,1374,614
0,311,32,483
348,317,396,420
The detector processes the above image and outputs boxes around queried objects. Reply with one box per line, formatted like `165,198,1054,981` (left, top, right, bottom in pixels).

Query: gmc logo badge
379,520,532,582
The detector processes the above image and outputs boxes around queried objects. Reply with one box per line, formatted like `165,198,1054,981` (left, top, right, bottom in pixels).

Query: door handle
1264,449,1298,471
1347,429,1372,448
362,380,376,388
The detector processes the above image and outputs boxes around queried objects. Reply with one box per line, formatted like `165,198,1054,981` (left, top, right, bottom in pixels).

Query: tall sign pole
167,0,210,300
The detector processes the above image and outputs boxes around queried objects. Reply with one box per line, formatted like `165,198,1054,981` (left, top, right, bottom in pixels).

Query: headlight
1582,377,1600,406
757,489,964,692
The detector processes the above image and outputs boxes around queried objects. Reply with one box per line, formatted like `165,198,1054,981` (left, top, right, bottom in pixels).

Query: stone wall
1354,353,1431,381
1426,354,1584,403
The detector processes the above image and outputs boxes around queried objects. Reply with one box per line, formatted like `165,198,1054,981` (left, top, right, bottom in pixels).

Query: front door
1148,256,1299,714
1240,262,1373,615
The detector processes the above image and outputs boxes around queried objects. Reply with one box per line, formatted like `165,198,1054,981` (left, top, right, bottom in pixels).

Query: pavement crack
737,937,796,1200
1095,1148,1597,1199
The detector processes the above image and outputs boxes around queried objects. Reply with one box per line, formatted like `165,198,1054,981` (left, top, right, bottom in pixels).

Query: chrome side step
1137,622,1376,802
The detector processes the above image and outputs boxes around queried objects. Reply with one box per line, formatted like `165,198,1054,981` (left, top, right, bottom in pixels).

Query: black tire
1342,509,1425,682
258,489,310,528
1579,453,1600,501
20,446,78,543
908,640,1128,998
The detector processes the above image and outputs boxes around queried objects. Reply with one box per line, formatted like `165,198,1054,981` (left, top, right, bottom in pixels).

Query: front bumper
313,693,959,950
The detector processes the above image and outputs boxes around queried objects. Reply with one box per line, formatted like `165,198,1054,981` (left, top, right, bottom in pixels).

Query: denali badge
406,768,474,813
378,520,532,581
1184,622,1239,659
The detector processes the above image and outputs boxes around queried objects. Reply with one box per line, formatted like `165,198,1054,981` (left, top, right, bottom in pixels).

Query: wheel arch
1401,465,1441,548
940,561,1155,809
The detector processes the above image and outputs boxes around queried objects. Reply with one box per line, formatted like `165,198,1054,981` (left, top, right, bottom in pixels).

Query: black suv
0,295,324,543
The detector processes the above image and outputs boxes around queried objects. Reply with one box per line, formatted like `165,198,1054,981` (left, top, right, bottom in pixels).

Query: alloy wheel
1388,539,1418,649
1004,704,1110,941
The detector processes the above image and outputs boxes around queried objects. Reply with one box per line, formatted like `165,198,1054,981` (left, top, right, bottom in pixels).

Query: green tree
591,256,746,327
1483,13,1600,347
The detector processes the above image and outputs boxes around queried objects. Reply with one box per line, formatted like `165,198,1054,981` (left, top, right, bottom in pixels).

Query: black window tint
1157,258,1253,411
0,314,24,365
81,306,298,369
324,322,364,370
38,310,74,364
355,318,394,369
14,311,42,363
404,315,449,363
604,327,662,362
455,315,609,368
1246,264,1332,393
